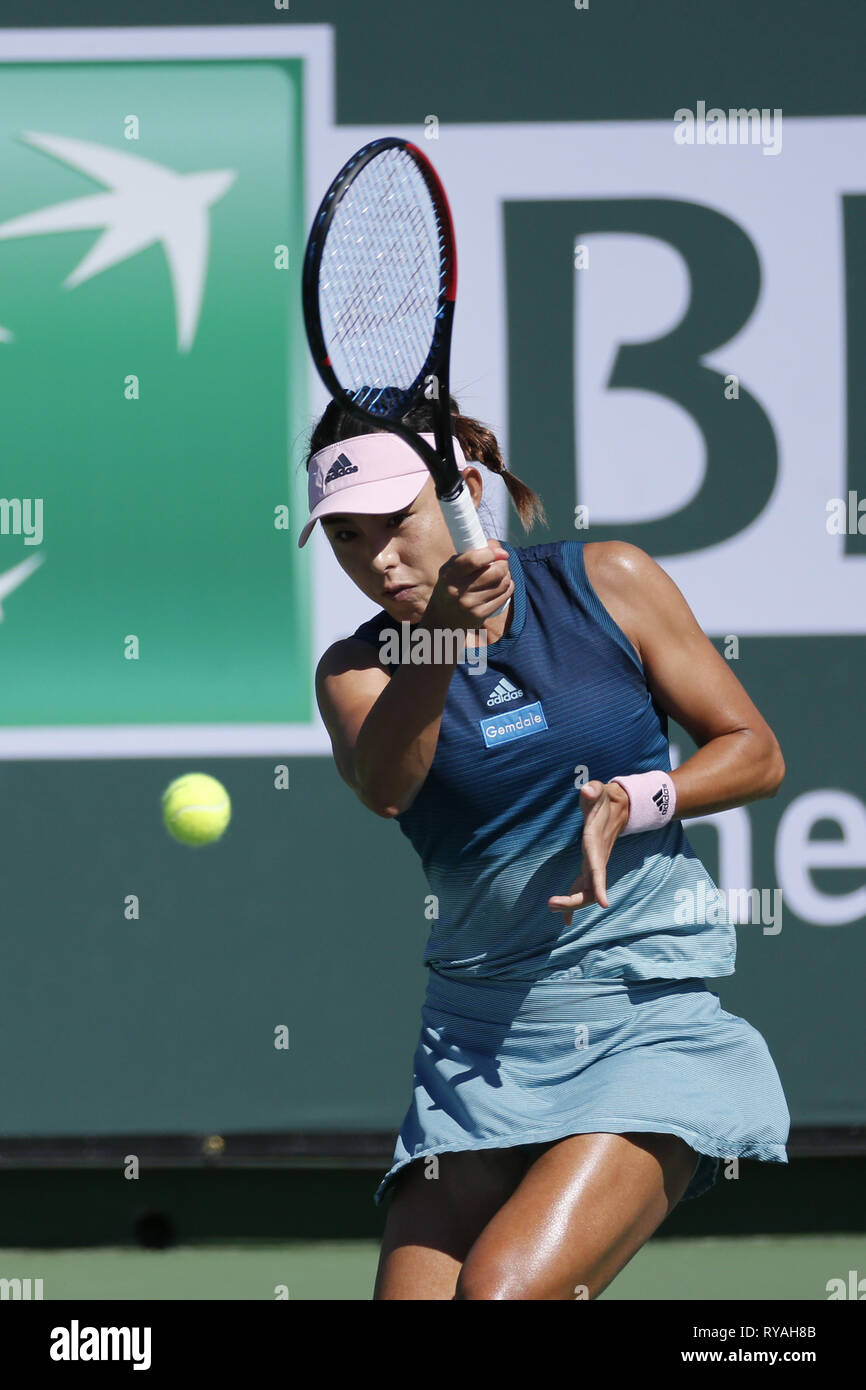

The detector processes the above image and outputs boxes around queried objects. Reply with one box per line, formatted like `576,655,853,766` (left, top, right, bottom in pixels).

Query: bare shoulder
582,543,667,660
315,637,392,807
582,540,704,660
582,541,663,594
315,636,392,741
583,541,689,615
315,635,392,683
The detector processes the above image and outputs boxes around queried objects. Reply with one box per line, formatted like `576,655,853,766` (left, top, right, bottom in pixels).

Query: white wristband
610,771,677,835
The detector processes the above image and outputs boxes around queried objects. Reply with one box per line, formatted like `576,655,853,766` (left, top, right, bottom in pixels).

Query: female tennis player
300,392,791,1301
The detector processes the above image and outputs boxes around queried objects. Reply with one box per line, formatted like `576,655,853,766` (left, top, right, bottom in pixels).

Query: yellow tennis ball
162,773,231,847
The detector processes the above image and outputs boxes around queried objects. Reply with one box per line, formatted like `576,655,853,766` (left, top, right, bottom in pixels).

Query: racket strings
318,147,446,411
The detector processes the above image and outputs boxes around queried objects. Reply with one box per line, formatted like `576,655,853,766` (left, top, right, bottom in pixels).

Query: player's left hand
548,780,630,923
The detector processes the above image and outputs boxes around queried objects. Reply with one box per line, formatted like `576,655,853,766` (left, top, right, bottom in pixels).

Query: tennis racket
302,135,509,618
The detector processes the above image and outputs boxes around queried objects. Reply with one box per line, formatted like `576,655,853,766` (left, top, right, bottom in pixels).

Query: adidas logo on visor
324,452,359,485
486,677,524,706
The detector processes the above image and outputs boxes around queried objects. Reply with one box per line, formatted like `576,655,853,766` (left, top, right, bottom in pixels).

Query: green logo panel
0,60,310,728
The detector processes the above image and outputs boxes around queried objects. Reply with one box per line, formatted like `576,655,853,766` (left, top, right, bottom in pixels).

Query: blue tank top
350,538,735,983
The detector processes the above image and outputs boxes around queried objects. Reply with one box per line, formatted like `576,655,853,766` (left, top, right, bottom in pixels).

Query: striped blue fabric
352,538,736,982
350,538,790,1206
371,972,790,1206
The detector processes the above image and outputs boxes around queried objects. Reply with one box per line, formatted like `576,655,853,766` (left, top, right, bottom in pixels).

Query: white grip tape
440,488,509,618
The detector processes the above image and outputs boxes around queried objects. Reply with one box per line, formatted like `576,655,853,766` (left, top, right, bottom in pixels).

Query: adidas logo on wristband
612,771,676,835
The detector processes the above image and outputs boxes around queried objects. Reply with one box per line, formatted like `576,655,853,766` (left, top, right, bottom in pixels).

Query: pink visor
297,432,469,547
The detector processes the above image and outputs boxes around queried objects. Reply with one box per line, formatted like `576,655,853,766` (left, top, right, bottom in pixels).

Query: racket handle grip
439,487,509,619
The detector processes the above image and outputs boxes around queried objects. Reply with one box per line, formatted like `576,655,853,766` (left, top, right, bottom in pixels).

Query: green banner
0,60,310,729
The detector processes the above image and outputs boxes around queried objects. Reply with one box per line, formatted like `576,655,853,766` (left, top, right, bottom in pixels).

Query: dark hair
303,393,548,534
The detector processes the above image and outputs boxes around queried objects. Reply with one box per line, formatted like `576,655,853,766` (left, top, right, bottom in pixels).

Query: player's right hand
426,538,514,632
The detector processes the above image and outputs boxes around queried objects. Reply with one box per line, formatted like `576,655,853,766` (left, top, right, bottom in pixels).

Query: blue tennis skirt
373,969,790,1207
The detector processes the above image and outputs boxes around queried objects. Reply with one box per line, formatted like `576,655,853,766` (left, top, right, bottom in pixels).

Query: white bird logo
0,131,237,351
0,553,44,622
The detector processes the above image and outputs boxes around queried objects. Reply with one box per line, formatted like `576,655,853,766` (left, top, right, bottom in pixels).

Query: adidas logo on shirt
486,677,524,706
652,784,670,817
324,452,359,485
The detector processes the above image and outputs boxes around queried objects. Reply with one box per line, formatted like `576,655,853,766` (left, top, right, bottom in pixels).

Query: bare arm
583,541,785,818
315,609,459,820
316,541,513,820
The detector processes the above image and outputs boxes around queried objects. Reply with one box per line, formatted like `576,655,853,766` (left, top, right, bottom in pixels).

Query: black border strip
0,1126,863,1168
